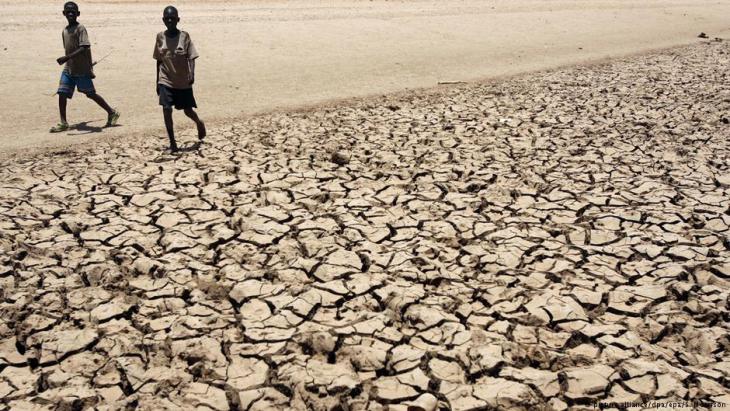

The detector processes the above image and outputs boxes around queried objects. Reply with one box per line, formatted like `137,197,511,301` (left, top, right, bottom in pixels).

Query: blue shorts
57,71,95,98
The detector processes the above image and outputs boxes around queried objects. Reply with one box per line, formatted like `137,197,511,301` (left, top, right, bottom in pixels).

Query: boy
154,5,206,153
51,2,120,133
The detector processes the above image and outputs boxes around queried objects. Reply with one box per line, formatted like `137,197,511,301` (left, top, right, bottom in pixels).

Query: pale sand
1,0,729,155
1,40,729,409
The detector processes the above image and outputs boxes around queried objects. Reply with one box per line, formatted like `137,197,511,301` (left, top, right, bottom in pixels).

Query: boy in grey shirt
51,2,119,132
154,5,206,152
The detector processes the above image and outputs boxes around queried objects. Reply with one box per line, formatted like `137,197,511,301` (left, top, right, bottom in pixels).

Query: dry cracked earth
2,41,730,410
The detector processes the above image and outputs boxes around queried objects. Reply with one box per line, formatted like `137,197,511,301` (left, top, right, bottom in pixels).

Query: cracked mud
1,42,730,410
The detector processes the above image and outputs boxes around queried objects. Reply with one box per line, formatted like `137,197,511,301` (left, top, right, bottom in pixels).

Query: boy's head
162,6,180,30
62,2,80,23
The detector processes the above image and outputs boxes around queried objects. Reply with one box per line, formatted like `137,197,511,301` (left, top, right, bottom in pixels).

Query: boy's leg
51,94,71,132
78,76,120,126
51,71,74,132
59,94,68,124
163,108,178,152
87,93,113,114
86,93,121,127
183,108,206,140
76,76,111,113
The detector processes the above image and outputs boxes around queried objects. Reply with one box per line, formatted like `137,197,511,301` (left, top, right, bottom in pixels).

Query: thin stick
92,50,113,67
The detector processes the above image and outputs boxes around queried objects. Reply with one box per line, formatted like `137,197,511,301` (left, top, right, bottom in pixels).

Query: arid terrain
1,0,730,155
2,31,730,410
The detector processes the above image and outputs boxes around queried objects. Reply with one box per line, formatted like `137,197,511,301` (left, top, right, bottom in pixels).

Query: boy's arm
153,35,161,95
188,59,195,85
186,35,199,85
57,45,88,65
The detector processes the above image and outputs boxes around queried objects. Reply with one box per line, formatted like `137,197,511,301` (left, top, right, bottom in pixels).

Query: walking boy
154,5,206,153
51,2,119,133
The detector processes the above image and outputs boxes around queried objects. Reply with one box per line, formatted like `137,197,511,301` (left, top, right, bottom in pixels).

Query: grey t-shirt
153,31,199,89
62,24,93,76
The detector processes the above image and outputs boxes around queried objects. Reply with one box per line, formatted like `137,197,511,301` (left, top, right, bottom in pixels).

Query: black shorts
158,84,197,110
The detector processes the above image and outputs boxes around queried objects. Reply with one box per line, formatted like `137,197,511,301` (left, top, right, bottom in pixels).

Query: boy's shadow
67,119,122,135
68,120,104,135
177,141,201,153
153,141,202,162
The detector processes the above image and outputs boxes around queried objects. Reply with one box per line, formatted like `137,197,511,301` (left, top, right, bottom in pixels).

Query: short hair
163,6,178,17
64,1,79,11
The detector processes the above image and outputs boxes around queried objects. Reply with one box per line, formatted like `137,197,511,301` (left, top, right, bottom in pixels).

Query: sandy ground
1,0,730,155
1,40,729,409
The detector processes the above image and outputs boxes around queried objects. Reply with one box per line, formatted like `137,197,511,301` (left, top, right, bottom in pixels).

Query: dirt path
1,0,729,155
1,41,729,409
